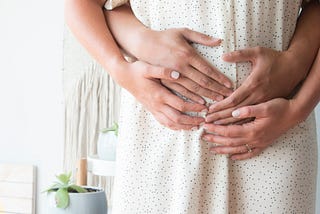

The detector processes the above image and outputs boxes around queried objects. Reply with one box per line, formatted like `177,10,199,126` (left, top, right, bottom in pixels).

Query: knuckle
254,46,264,54
229,97,239,105
176,48,193,60
192,83,201,92
202,66,213,76
236,50,244,57
199,77,212,88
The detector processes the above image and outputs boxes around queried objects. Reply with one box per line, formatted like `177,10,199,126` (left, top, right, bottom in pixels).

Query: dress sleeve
104,0,129,10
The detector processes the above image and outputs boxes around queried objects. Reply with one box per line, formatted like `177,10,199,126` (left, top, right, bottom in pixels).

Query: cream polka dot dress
105,1,318,213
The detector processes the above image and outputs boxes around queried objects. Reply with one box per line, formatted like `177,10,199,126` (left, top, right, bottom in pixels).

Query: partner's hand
206,47,303,124
117,60,208,130
202,98,299,160
106,6,233,103
139,28,233,102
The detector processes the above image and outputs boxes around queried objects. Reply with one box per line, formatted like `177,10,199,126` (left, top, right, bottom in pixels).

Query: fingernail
232,110,240,118
170,70,180,79
200,122,205,126
191,126,198,131
209,105,216,112
224,81,233,89
214,121,222,125
211,38,222,43
200,109,208,118
216,95,224,101
197,98,205,104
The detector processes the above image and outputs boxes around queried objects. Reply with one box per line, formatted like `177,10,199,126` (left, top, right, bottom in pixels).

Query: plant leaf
69,185,88,193
55,188,69,209
101,122,119,136
42,183,61,193
56,173,71,185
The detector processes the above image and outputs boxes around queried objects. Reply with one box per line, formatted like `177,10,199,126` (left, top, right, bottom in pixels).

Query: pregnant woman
65,0,320,213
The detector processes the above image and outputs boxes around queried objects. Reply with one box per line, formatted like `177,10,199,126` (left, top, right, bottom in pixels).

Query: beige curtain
62,27,121,206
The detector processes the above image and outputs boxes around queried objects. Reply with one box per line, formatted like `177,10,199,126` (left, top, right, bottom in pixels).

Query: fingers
209,144,249,155
222,47,257,63
144,65,180,81
161,104,204,127
174,76,227,101
209,83,251,113
181,66,233,98
202,134,246,147
163,90,207,113
232,103,270,119
161,80,206,104
203,123,247,138
229,148,262,161
181,28,222,47
153,111,197,131
189,54,233,89
208,144,263,161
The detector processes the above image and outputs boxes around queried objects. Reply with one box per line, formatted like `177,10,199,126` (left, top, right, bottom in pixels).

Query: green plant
100,122,119,136
44,172,87,209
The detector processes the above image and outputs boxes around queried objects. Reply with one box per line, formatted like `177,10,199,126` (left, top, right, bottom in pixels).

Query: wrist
104,56,131,87
132,27,157,59
287,98,309,125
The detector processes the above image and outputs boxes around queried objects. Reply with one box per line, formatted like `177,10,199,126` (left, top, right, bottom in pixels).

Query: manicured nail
216,95,224,101
209,105,216,112
191,126,198,131
224,81,233,89
200,109,208,118
170,70,180,79
211,38,222,43
202,135,209,141
232,110,240,118
197,98,205,104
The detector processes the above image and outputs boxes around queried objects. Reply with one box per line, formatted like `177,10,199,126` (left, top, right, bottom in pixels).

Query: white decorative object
97,123,118,161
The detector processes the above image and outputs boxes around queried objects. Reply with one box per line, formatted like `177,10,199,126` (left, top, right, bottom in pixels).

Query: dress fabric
106,0,318,213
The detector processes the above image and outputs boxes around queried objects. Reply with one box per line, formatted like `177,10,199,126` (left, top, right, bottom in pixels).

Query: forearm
104,5,151,59
286,1,320,83
290,49,320,123
64,0,127,83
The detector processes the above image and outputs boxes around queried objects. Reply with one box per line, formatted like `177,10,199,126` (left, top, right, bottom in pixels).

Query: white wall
0,0,64,213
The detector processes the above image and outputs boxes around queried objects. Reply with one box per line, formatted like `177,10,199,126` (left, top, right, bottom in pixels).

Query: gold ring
245,144,252,153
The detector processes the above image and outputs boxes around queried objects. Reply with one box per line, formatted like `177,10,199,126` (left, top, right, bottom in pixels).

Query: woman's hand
134,27,234,103
105,7,233,103
206,47,305,124
202,98,300,160
116,60,208,130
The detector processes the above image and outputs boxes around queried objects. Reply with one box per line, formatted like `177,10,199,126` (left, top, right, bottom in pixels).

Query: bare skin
203,48,320,160
65,0,320,159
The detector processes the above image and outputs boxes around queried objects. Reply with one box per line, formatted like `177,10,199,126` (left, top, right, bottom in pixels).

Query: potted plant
97,122,118,161
44,172,108,214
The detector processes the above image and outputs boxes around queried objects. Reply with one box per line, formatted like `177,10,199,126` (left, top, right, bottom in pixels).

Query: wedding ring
245,144,252,153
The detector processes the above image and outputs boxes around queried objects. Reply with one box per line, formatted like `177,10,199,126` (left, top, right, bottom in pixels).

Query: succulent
44,172,87,209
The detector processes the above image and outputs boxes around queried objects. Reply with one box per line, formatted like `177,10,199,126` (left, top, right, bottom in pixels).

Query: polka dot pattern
111,1,318,213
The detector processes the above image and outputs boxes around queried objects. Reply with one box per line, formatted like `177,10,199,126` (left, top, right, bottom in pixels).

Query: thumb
232,103,268,119
222,48,256,63
181,28,222,46
144,65,180,80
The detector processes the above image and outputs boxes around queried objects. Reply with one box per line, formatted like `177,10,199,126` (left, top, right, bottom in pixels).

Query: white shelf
87,155,116,177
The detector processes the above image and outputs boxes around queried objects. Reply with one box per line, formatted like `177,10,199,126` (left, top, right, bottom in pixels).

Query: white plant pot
46,187,107,214
97,131,117,161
